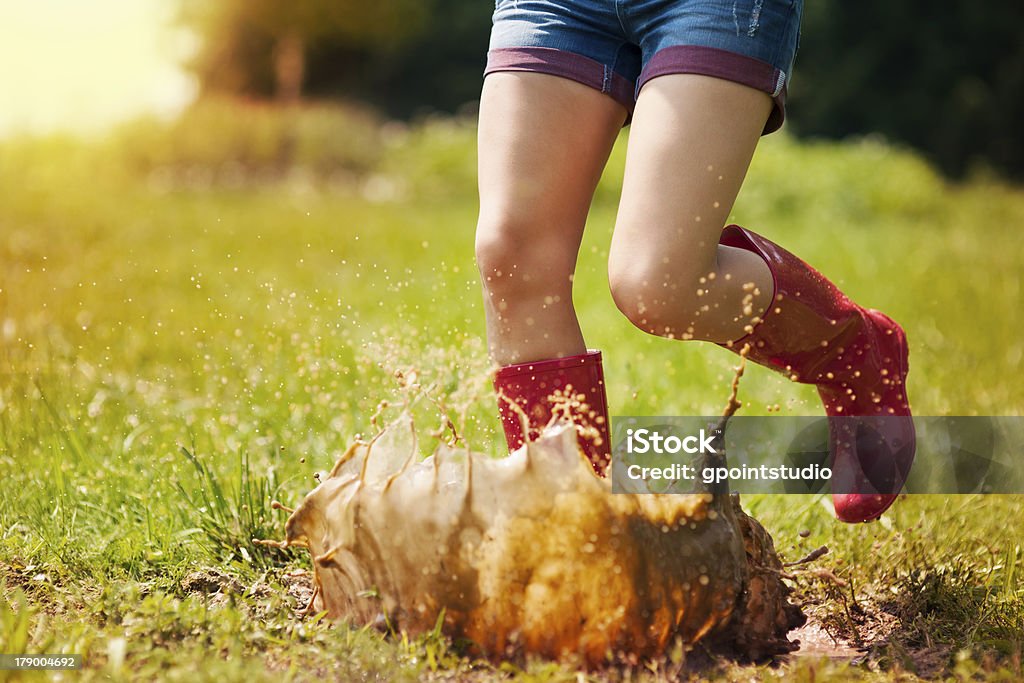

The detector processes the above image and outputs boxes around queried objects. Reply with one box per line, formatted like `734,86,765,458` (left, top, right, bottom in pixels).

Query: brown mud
268,411,806,668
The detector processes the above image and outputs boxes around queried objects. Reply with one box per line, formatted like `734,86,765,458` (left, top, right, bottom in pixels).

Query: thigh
477,72,627,255
628,0,803,134
610,74,771,271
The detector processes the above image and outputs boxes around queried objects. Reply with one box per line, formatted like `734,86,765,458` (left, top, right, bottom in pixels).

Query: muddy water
279,416,804,666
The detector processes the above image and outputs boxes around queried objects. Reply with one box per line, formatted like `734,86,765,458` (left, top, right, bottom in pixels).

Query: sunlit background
0,0,195,136
1,2,1023,680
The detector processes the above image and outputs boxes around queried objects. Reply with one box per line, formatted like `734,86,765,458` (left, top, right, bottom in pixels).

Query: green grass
1,101,1023,681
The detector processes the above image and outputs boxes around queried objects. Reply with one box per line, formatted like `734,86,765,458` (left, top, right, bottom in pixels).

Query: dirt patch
0,559,99,618
784,572,964,679
181,568,246,596
803,592,901,651
281,569,316,613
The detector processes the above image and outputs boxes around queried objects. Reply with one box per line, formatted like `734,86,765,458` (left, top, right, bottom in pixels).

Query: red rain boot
493,350,612,475
718,225,915,523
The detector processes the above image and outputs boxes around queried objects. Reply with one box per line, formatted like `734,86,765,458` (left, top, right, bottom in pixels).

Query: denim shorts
486,0,803,134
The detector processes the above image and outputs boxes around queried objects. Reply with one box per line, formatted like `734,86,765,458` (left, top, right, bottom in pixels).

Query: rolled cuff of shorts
638,45,789,134
485,47,636,115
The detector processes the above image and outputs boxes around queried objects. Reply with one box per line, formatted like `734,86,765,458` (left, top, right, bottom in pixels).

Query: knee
608,251,707,337
475,214,576,299
474,221,516,287
608,261,673,335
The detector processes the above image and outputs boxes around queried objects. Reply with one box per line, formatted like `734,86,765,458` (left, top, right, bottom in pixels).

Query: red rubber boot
718,225,915,522
493,350,612,475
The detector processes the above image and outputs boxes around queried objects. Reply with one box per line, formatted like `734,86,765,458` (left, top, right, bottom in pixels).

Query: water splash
267,406,804,666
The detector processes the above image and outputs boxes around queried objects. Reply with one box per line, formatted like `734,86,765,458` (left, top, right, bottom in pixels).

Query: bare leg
608,74,774,343
476,73,627,366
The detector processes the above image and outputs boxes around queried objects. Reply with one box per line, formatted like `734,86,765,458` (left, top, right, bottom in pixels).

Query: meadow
1,99,1022,681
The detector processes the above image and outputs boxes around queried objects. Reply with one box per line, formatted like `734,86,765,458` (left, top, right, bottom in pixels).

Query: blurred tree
788,1,1024,180
303,0,492,117
181,1,1023,180
180,0,430,103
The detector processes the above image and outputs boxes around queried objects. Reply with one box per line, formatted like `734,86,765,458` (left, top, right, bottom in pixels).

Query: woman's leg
477,72,627,468
609,74,914,522
477,72,627,366
608,74,773,342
